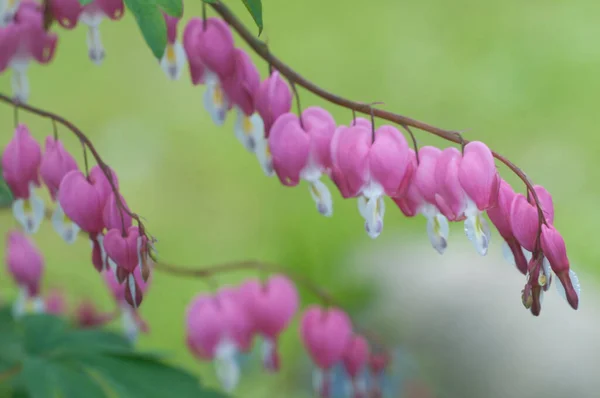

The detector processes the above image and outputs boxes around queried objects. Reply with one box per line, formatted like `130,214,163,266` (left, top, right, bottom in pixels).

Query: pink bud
434,148,466,221
300,306,353,370
527,185,554,224
5,230,44,296
509,193,539,252
103,192,132,231
183,17,235,82
45,289,67,315
103,226,141,273
540,225,578,309
255,71,293,137
458,141,499,210
58,170,104,234
269,107,337,186
240,275,298,371
39,136,78,200
2,124,42,199
48,0,82,29
342,335,370,378
369,352,391,374
221,48,260,116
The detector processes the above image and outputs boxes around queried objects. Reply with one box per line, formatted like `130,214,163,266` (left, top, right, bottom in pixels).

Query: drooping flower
5,230,44,317
331,121,413,238
49,0,124,65
183,17,235,125
509,186,554,253
2,124,44,234
255,71,293,138
222,48,263,154
103,267,150,341
540,225,580,310
44,289,67,315
74,298,113,329
186,293,253,393
457,141,500,255
240,275,298,372
102,192,132,232
58,170,104,235
393,146,450,254
40,136,80,243
160,11,186,80
269,107,338,216
0,1,57,102
487,179,529,274
342,335,370,398
300,306,353,397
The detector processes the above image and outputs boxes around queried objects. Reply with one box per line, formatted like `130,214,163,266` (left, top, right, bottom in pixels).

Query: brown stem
0,93,151,241
154,259,336,306
209,1,547,226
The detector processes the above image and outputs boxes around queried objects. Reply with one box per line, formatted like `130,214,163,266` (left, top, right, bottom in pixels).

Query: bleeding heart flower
269,107,338,216
331,121,413,238
5,230,44,317
342,335,370,398
160,11,186,80
255,70,293,138
239,275,298,372
300,306,353,397
393,146,449,254
2,124,44,234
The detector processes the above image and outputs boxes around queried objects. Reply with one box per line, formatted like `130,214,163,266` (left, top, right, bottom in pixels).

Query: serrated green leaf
241,0,263,35
77,0,95,6
155,0,183,17
124,0,168,59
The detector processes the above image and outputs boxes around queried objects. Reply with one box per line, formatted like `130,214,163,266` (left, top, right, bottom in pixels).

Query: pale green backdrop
1,0,599,396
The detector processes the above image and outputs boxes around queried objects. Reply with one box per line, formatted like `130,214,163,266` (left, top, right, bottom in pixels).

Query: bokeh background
2,0,600,397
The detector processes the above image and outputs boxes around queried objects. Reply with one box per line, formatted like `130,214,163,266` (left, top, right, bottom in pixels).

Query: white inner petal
86,25,105,66
12,287,28,319
127,273,137,308
308,179,333,217
160,40,186,81
312,368,323,396
121,305,139,343
260,337,275,371
51,202,80,244
254,135,274,177
10,66,29,103
464,212,490,256
204,81,228,126
233,108,259,153
214,339,241,393
426,212,449,254
364,195,385,239
31,296,45,314
357,196,369,220
12,184,45,234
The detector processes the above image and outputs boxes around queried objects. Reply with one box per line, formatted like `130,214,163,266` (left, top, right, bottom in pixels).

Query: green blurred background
2,0,600,397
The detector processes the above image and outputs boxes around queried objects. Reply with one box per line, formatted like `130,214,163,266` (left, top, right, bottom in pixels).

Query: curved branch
0,93,151,240
209,1,547,225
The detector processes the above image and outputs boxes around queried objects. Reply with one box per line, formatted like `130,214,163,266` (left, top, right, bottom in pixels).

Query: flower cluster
174,16,581,314
184,274,392,397
2,123,153,310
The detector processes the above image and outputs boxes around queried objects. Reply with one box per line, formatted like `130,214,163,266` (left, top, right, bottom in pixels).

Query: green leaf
53,363,107,398
124,0,168,59
0,158,14,208
241,0,263,35
77,0,95,5
19,314,67,356
155,0,183,17
79,353,216,398
18,358,59,398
